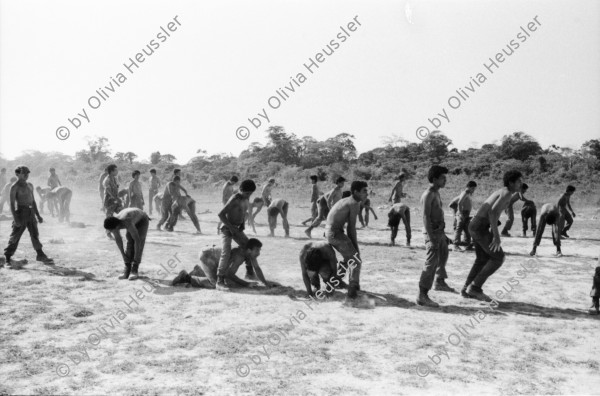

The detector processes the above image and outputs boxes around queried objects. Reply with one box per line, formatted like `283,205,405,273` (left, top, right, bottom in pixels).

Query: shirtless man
157,176,189,231
267,198,290,237
358,198,377,227
388,203,411,246
148,169,161,215
154,192,163,216
4,166,54,266
529,203,563,257
168,195,202,234
247,197,265,233
217,176,239,234
462,170,523,301
103,165,123,238
172,239,272,289
302,175,321,226
0,177,16,214
305,177,346,238
417,166,454,308
558,185,576,238
128,171,144,210
118,189,130,209
261,178,276,207
47,168,62,190
35,186,56,216
217,180,259,290
46,186,73,223
99,167,109,211
299,241,347,297
326,180,368,302
449,195,460,231
501,185,528,237
388,173,406,204
454,181,477,249
520,183,536,237
104,207,150,280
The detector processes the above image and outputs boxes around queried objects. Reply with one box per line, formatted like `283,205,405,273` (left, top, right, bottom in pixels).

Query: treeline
2,128,599,199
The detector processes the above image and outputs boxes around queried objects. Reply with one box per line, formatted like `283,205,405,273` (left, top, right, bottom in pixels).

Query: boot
36,250,54,265
216,276,230,291
119,263,131,280
416,289,439,308
129,262,139,280
172,270,191,286
466,285,492,302
589,298,599,315
433,278,455,292
460,286,473,298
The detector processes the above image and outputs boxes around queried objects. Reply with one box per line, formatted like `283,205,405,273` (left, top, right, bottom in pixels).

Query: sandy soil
0,186,599,395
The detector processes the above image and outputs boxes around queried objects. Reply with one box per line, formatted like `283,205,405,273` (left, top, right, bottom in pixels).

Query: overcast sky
0,0,598,163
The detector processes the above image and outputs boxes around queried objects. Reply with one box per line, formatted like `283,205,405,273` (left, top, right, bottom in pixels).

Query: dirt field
1,185,599,395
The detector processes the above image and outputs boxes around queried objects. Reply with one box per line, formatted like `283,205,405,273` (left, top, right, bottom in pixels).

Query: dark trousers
307,199,329,230
465,217,505,289
454,211,471,245
521,206,537,234
562,210,573,233
125,217,149,265
501,206,514,234
4,207,43,258
533,213,561,248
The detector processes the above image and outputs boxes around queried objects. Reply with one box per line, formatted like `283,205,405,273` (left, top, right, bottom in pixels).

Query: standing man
148,169,161,215
267,198,290,237
558,185,577,238
128,171,144,210
216,180,257,290
4,166,54,266
104,207,150,280
305,177,346,238
588,250,600,315
388,203,411,246
417,166,454,308
454,181,477,249
358,197,378,228
302,175,321,226
529,203,563,257
326,180,368,303
462,170,523,301
99,167,109,211
520,183,536,237
388,173,406,204
261,178,276,207
47,168,62,190
0,177,17,214
103,164,122,238
218,176,239,234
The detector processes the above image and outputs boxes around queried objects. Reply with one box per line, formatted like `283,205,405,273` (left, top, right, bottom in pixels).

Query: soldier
46,186,73,223
47,168,62,190
103,164,122,238
3,166,54,266
99,167,109,211
168,195,202,234
388,203,411,246
157,176,189,231
267,199,290,237
520,183,536,237
301,175,320,226
128,170,144,210
0,177,16,214
558,185,577,238
462,170,523,302
529,203,563,257
261,178,276,207
299,241,347,297
35,186,56,216
148,169,161,215
247,197,265,234
104,208,150,280
358,197,378,227
388,173,406,204
417,166,454,308
305,177,346,238
454,181,477,249
217,176,239,234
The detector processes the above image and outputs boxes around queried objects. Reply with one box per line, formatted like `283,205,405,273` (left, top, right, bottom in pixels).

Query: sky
0,0,598,163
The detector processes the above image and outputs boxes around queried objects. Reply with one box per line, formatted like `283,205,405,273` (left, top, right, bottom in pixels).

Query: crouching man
300,241,347,297
172,238,275,289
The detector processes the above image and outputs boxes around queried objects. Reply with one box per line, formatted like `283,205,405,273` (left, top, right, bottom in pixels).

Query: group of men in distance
2,164,598,314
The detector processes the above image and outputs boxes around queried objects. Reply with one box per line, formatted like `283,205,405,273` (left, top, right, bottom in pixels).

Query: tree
78,136,111,164
114,152,126,162
125,152,138,164
150,151,162,165
263,126,301,165
421,131,453,161
499,132,541,161
380,134,408,148
161,154,177,163
582,139,600,160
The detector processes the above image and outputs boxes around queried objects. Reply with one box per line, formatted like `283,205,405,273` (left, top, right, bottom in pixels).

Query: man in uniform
46,186,73,223
305,177,346,238
148,169,161,215
3,166,54,266
103,164,123,238
388,173,406,204
388,203,411,246
104,207,150,281
302,175,321,226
